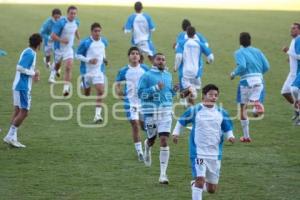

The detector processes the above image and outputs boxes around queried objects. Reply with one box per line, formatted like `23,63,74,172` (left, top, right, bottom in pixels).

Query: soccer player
123,1,156,62
76,22,108,123
3,33,42,148
281,23,300,120
49,5,80,97
173,19,209,49
172,84,235,200
230,32,270,142
39,8,62,68
174,26,214,106
138,53,177,184
115,47,149,161
291,73,300,125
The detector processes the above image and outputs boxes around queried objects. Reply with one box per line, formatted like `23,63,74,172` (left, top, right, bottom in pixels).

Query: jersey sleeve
259,50,270,74
196,32,208,45
124,14,135,32
232,50,246,77
115,68,126,82
178,107,196,126
220,109,234,133
175,40,184,54
102,37,109,47
18,51,34,69
52,19,64,35
137,74,158,99
144,13,155,31
199,41,212,56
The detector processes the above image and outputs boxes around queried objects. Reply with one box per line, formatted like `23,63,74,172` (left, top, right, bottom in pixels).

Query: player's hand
173,84,180,92
230,72,235,80
173,135,179,144
227,137,235,144
60,38,69,44
282,46,289,53
89,58,98,65
157,82,164,90
33,69,40,82
103,58,108,65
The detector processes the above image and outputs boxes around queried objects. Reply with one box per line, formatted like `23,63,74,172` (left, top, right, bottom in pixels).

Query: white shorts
54,48,74,63
281,73,296,94
125,104,142,121
291,86,300,101
181,77,201,90
44,41,54,56
144,111,172,139
81,73,105,89
13,90,31,110
191,158,221,184
237,83,264,104
136,41,155,56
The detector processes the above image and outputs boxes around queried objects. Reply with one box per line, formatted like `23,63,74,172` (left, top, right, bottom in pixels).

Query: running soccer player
174,26,214,106
39,8,62,68
76,22,108,123
230,32,270,142
115,47,149,161
172,84,235,200
173,19,209,49
281,23,300,120
123,1,156,62
291,70,300,125
49,5,80,97
3,33,42,148
138,53,178,184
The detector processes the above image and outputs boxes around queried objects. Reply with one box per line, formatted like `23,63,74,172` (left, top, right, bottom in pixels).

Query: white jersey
85,39,106,75
288,36,300,75
182,39,202,78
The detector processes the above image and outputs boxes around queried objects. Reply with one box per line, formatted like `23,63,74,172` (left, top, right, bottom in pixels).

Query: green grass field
0,4,299,200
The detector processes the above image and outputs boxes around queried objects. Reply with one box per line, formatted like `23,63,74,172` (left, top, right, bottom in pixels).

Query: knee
194,177,205,188
147,137,155,147
160,136,168,147
207,185,217,194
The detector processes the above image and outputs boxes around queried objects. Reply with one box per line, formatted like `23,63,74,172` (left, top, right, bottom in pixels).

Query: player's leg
291,86,300,124
63,57,73,96
130,120,144,161
157,111,172,184
281,73,295,104
205,159,221,194
191,158,207,200
238,85,251,142
143,113,157,167
249,83,265,117
93,73,105,122
49,49,62,83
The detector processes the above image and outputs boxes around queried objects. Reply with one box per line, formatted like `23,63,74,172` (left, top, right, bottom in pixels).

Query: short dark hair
240,32,251,47
182,19,191,31
187,26,196,38
153,53,164,59
52,8,61,16
91,22,101,31
67,5,77,13
127,46,140,56
29,33,42,48
134,1,143,12
293,22,300,30
202,84,219,95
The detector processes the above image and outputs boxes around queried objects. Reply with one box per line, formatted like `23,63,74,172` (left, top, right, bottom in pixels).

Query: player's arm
51,21,68,44
124,15,133,33
137,74,161,99
172,107,195,144
230,51,246,79
197,33,209,47
16,52,36,76
221,110,235,143
115,69,126,98
287,38,300,60
260,51,270,74
174,42,183,72
200,42,214,64
75,29,80,41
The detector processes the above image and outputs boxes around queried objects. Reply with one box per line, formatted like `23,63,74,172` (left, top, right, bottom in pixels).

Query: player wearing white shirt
281,23,300,120
230,32,270,142
49,6,80,97
124,1,156,62
76,23,108,123
115,47,149,161
174,26,214,106
291,73,300,125
3,33,42,148
39,8,61,69
172,84,235,200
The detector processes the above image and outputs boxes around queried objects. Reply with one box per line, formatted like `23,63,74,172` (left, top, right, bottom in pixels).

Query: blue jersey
13,48,36,91
176,104,233,160
292,73,300,88
287,35,300,75
138,66,175,114
52,17,80,50
176,38,212,78
77,36,108,75
40,17,57,45
124,12,155,45
232,46,270,83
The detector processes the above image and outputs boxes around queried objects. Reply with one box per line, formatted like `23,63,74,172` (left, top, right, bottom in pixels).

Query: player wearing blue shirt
174,26,214,106
49,6,80,97
291,73,300,125
115,47,149,161
123,1,156,62
230,32,270,142
3,33,42,148
138,53,178,184
172,84,235,200
39,8,61,68
281,23,300,120
173,19,209,49
76,23,108,123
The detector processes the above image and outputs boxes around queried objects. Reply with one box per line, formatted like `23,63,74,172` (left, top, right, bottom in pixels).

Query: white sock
192,185,203,200
203,183,207,192
6,125,18,140
95,107,102,116
241,119,250,138
134,142,143,154
160,146,170,176
63,84,70,91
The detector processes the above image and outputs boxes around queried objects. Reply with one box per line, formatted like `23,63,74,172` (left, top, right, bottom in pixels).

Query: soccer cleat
137,152,144,162
291,111,299,121
3,136,11,144
159,174,169,184
63,87,70,97
143,139,152,167
93,114,103,123
240,136,252,143
48,74,56,84
294,118,300,126
3,137,26,148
